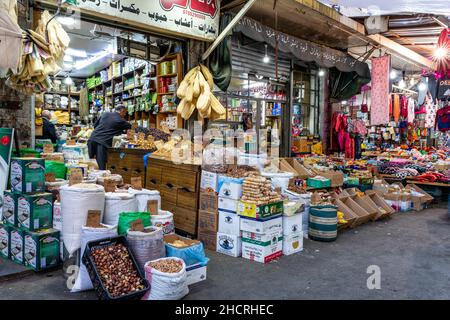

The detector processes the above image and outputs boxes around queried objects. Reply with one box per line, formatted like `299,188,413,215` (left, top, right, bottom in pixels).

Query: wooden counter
106,148,149,185
146,157,201,237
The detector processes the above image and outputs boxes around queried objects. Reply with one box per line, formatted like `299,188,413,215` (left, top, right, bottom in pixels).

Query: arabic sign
0,128,13,198
232,14,370,78
77,0,220,41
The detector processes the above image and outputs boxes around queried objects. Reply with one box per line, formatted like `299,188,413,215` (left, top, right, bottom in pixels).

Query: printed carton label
10,161,22,192
0,227,9,257
2,194,15,224
10,231,23,263
24,235,37,268
18,197,31,228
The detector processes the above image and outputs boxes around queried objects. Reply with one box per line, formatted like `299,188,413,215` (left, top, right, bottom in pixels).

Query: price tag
66,139,76,146
43,143,54,154
45,172,56,183
131,176,142,190
86,210,102,228
147,200,158,215
69,168,83,186
103,178,117,193
130,219,144,232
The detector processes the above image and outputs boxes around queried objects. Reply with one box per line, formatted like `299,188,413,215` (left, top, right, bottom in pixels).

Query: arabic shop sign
77,0,220,41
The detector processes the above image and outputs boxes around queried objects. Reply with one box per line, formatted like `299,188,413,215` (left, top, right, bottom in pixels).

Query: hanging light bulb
64,76,73,86
318,69,326,77
263,44,270,64
409,78,415,86
398,79,406,89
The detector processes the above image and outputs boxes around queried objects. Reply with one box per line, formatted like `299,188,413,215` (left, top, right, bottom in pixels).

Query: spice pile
149,259,183,273
91,243,145,297
241,174,282,205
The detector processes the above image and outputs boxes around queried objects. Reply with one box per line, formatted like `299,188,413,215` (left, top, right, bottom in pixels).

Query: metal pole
201,0,257,61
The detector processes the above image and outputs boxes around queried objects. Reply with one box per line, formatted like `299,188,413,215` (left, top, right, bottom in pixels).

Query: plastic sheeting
60,183,105,256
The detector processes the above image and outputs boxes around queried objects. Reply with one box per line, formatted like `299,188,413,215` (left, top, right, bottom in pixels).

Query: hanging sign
0,128,13,196
76,0,220,41
437,77,450,100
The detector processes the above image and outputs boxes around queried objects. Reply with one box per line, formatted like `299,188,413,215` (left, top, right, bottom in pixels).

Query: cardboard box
365,191,395,220
340,197,371,227
278,159,299,177
17,193,53,231
10,158,46,194
2,191,17,226
199,192,218,214
198,211,218,233
351,195,377,222
240,215,282,234
218,211,241,236
332,198,358,228
285,158,314,179
186,264,207,286
24,229,60,271
200,171,218,193
216,232,242,257
218,197,239,214
282,232,304,256
384,192,401,212
164,234,203,267
242,231,283,263
405,184,434,204
217,175,243,200
10,227,24,265
312,170,344,187
0,223,11,259
282,214,303,236
237,201,283,220
197,230,217,251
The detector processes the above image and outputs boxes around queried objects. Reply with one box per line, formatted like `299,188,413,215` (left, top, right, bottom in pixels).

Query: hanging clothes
407,97,415,123
393,94,401,123
400,95,408,119
370,55,391,126
425,94,437,128
435,105,450,132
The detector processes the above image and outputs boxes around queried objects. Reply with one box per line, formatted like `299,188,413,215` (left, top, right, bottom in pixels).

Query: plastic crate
82,236,149,300
307,178,331,189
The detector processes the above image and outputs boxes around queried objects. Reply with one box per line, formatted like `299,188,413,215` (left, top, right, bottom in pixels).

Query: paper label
86,210,102,228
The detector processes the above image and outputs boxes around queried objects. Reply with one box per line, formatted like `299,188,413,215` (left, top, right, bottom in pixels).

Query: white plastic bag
127,226,165,271
71,224,117,292
60,183,105,256
103,192,138,225
144,257,189,300
128,188,161,212
151,210,175,235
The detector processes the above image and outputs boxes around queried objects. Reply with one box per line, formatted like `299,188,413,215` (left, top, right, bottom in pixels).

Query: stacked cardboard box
282,210,304,256
1,158,60,271
216,175,243,257
198,171,220,251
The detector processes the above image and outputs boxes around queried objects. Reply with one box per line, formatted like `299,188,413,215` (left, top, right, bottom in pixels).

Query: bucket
309,205,338,242
151,210,175,235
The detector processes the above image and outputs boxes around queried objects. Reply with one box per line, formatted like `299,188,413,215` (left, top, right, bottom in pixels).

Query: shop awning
232,14,370,78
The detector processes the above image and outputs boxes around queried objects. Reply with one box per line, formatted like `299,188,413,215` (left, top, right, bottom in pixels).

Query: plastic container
82,236,149,300
151,210,175,235
307,178,331,189
309,205,337,242
261,171,295,191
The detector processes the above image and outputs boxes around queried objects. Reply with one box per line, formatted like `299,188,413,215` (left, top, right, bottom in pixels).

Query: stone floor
0,206,449,300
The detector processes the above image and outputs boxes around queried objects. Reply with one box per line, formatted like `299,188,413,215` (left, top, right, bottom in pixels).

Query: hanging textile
425,94,437,129
370,55,390,126
209,13,232,92
0,8,22,76
407,98,415,123
79,87,89,117
329,67,371,101
393,94,400,123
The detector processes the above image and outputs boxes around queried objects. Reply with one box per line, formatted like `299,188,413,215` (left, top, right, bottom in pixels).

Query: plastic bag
143,257,189,300
165,241,209,267
127,226,165,272
151,210,175,235
117,212,151,235
71,224,117,292
45,160,67,179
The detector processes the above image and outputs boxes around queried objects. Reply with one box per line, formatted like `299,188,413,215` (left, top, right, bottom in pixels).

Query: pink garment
370,55,391,126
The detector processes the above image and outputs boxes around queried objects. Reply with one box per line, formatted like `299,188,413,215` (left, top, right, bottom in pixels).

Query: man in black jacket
87,106,131,170
41,110,58,143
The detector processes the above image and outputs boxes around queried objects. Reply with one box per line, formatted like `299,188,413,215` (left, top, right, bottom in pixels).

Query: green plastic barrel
309,205,338,242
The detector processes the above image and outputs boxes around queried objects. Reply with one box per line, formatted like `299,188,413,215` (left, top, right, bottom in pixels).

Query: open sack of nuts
83,238,149,300
143,257,189,300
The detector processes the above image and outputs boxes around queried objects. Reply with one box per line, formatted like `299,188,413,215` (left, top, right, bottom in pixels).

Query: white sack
128,188,161,212
60,183,105,256
127,226,165,272
71,224,117,292
103,192,138,226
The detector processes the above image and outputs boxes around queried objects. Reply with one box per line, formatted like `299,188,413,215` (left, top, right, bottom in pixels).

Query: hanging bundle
126,226,165,271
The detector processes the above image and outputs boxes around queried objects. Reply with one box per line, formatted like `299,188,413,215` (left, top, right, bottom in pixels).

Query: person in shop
41,110,58,143
87,105,132,170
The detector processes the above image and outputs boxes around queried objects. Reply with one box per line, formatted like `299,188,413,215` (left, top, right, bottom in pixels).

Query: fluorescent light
57,16,75,26
390,70,398,80
64,55,73,62
74,51,110,70
63,62,73,69
66,48,87,58
263,44,270,64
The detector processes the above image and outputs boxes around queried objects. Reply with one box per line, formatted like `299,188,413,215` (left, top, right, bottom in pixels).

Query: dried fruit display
91,243,145,298
241,174,282,204
149,258,183,273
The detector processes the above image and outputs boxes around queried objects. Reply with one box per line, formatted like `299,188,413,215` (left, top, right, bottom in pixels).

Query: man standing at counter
87,105,131,170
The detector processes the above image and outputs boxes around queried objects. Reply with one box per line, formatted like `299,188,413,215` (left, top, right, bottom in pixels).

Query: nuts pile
226,166,257,178
91,243,145,298
149,259,183,273
241,174,282,205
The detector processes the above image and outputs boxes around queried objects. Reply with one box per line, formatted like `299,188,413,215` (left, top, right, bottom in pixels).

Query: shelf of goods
146,157,201,237
44,87,80,125
106,148,147,186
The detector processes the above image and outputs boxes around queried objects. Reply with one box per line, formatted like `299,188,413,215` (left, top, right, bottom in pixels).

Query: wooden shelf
157,92,176,96
157,73,178,77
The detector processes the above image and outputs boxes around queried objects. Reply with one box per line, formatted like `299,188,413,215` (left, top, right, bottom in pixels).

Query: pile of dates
91,243,145,297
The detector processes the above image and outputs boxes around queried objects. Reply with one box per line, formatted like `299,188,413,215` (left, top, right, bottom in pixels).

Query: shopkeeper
87,105,131,170
41,110,58,143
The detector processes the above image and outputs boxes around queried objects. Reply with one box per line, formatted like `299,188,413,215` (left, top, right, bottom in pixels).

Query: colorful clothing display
425,94,437,129
407,98,415,123
370,55,390,126
393,94,400,123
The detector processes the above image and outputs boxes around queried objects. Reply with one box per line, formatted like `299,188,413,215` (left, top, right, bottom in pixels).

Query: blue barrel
309,205,338,242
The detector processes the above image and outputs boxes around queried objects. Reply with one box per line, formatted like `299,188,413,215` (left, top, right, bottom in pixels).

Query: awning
232,14,371,78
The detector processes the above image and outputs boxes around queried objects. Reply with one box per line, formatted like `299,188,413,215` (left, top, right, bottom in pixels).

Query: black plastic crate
82,235,150,300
